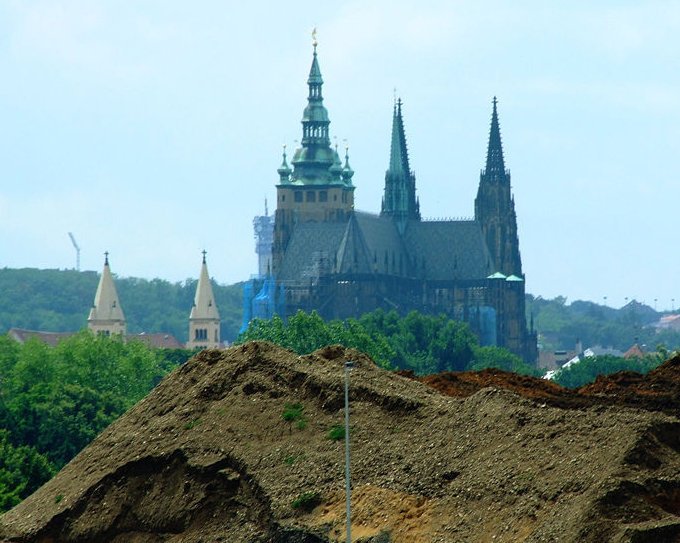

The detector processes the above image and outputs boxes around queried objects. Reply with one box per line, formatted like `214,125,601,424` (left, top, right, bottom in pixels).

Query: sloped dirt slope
1,342,679,543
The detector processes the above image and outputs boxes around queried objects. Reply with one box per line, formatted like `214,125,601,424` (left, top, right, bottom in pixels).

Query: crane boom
68,232,81,271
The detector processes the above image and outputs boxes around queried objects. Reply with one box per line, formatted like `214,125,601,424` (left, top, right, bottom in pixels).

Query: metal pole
344,360,354,543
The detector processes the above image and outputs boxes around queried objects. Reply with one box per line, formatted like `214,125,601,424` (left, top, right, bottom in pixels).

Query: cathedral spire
88,252,126,336
475,97,522,276
381,98,420,232
389,99,410,178
286,30,344,186
485,96,507,179
187,251,221,349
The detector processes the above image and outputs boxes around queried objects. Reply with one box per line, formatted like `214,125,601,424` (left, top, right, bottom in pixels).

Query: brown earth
1,342,679,542
400,355,680,415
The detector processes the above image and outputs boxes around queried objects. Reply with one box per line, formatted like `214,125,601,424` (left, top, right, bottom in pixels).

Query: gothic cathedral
251,40,537,362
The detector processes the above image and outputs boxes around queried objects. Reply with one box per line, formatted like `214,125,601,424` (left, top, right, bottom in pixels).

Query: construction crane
68,232,81,271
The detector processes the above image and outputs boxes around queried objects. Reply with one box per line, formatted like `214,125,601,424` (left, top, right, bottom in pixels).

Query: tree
0,430,55,511
237,311,394,368
553,354,664,389
469,346,538,376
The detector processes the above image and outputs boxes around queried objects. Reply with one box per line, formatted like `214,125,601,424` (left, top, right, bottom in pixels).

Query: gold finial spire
312,27,318,50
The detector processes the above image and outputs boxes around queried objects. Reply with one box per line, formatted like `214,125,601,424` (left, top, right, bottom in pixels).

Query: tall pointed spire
475,97,522,276
389,99,410,177
381,98,420,233
485,96,506,179
286,29,344,185
88,252,126,336
271,32,356,276
187,251,221,349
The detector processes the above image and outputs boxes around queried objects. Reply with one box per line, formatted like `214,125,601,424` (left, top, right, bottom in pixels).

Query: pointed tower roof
88,252,125,323
341,145,354,185
307,35,323,86
484,96,507,178
286,31,344,186
277,145,292,183
381,98,420,230
190,251,220,320
389,99,411,178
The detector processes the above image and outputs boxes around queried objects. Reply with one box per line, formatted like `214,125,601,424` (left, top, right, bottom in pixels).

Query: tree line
0,268,243,343
3,268,680,354
0,332,192,511
237,309,537,376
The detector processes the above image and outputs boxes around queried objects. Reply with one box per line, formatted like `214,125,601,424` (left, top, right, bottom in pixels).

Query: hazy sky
1,1,679,310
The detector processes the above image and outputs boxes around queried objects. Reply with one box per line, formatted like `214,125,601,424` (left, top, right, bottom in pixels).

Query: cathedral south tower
272,37,355,276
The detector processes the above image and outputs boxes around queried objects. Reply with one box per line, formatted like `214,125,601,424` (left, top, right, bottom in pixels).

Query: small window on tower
281,195,286,202
294,191,303,203
306,191,316,202
319,191,328,202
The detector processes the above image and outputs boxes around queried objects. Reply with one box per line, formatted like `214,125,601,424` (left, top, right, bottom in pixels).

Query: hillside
1,342,679,542
0,268,243,342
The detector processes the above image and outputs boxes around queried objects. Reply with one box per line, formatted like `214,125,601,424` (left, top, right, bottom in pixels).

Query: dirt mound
579,355,680,413
409,369,586,409
2,341,680,542
400,356,680,416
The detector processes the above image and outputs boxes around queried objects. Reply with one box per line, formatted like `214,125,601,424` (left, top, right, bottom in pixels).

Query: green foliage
469,346,539,376
282,402,307,432
291,491,321,511
282,402,304,422
327,425,345,441
553,354,664,389
528,295,679,353
358,309,478,373
239,308,528,375
0,330,183,511
0,268,244,343
238,311,395,369
183,419,202,430
0,430,55,511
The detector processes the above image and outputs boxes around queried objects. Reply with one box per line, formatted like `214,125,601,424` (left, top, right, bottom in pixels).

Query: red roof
8,328,76,347
129,333,183,349
623,344,645,359
7,328,183,349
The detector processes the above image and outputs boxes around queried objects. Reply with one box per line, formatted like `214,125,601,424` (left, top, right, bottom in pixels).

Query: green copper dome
282,41,345,187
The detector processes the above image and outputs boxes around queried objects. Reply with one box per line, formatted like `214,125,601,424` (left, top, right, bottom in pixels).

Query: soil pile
1,342,679,543
406,354,680,415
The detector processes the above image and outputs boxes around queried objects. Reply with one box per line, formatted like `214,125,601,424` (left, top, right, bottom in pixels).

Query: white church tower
186,251,221,349
88,252,126,336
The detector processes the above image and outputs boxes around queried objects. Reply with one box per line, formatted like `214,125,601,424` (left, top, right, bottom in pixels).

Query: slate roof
336,214,373,274
278,221,348,281
403,220,492,280
355,212,407,274
280,212,492,283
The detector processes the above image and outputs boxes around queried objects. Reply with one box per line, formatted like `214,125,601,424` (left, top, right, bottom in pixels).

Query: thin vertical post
344,360,354,543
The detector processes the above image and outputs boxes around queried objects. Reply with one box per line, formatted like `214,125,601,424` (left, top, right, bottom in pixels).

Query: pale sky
1,1,679,310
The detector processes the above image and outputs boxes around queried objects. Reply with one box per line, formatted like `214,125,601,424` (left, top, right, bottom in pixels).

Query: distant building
7,328,75,347
186,251,221,349
87,252,126,336
244,40,537,362
656,314,680,331
8,252,206,350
